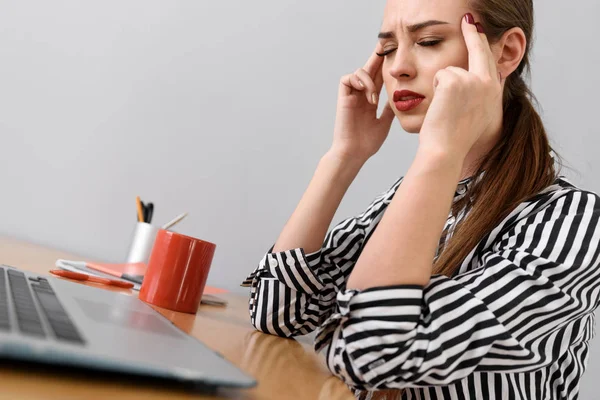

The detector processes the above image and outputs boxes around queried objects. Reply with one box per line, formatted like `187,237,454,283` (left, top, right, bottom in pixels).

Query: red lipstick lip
393,90,425,112
393,90,425,102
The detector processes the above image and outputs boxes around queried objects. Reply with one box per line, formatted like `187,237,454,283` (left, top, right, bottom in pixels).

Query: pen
146,203,154,224
50,269,134,289
141,200,149,223
162,212,188,230
55,260,144,286
136,196,145,222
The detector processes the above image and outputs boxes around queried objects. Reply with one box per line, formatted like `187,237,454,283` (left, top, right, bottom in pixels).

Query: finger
433,69,451,89
444,66,470,78
363,47,385,79
461,14,490,78
339,73,364,97
339,74,353,97
350,72,369,92
354,68,379,105
475,25,499,80
441,66,471,90
432,68,459,92
373,58,385,94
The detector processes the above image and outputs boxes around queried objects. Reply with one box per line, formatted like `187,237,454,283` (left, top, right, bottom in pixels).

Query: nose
387,48,417,81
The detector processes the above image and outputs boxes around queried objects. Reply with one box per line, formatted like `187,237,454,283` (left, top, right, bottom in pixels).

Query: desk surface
0,236,354,400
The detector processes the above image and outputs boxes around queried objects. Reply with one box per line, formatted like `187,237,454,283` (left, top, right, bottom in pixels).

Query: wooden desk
0,236,354,400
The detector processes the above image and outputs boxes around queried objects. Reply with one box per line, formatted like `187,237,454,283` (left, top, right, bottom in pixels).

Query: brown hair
361,0,561,398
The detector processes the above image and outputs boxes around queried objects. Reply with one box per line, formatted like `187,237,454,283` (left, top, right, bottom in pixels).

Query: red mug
139,229,216,314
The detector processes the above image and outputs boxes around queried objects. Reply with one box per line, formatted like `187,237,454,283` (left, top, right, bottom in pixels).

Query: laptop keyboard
0,266,85,344
8,269,46,337
0,268,8,331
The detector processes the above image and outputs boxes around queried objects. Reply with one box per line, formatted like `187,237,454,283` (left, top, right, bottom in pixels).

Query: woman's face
380,0,476,133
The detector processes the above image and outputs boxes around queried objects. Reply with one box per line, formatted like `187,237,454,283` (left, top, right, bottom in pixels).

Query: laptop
0,264,256,389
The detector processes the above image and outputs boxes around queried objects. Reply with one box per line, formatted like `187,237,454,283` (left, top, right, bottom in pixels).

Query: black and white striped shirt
241,174,600,399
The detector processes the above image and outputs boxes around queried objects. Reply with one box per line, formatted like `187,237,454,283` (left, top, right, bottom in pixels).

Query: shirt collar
455,170,485,197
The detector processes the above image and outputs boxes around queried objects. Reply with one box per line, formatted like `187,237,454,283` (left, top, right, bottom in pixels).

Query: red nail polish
465,13,475,25
475,22,485,34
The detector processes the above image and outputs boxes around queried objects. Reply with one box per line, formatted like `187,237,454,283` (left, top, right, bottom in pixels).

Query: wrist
323,148,368,171
416,142,465,165
411,145,464,180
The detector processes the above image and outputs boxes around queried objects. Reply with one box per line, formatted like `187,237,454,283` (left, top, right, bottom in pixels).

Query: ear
492,27,527,80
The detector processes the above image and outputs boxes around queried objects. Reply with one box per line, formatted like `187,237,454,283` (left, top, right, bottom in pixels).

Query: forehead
382,0,470,28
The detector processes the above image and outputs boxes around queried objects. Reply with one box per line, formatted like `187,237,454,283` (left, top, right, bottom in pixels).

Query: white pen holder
126,222,159,264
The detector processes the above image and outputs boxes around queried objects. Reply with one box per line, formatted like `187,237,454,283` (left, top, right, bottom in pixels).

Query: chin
396,114,424,134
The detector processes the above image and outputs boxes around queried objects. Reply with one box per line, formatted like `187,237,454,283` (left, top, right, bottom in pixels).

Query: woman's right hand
330,47,396,163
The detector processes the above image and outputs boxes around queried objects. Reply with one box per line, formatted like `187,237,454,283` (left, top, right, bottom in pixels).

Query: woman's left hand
419,14,504,161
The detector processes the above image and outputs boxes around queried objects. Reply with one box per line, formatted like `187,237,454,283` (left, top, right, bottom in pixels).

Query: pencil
136,196,145,222
162,212,188,230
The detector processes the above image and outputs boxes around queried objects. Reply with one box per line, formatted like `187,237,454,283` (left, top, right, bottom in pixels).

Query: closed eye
376,48,397,57
377,39,442,57
418,40,442,47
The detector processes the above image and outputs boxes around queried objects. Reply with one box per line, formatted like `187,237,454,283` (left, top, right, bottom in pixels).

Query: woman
242,0,600,398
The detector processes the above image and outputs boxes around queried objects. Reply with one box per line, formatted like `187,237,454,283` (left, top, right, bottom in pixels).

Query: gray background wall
0,0,598,396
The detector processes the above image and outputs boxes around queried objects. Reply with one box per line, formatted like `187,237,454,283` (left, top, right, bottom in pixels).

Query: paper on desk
54,259,227,306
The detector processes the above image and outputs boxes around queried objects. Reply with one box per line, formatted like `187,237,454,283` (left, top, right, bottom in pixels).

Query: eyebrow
378,20,450,38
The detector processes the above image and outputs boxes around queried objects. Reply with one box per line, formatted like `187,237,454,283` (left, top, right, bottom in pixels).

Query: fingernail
464,13,475,25
372,93,378,105
358,79,365,88
475,22,485,34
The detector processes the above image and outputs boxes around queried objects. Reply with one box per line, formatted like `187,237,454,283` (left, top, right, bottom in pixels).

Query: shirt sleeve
319,189,600,390
240,178,403,338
